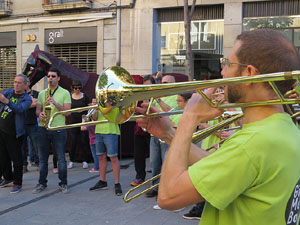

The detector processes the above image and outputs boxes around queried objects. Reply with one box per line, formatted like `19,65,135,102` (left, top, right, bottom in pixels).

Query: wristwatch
156,98,162,103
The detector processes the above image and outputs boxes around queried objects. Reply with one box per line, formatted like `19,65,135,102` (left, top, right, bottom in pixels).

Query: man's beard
227,85,243,103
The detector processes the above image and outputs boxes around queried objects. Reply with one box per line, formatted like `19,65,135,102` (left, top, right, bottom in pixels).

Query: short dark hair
179,91,194,101
48,67,61,77
236,28,300,94
143,75,155,84
72,79,82,87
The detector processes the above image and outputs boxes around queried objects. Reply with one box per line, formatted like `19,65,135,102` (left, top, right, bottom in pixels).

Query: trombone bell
96,66,137,124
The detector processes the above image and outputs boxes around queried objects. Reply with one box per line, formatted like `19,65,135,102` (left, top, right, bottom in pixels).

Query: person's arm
156,98,172,112
136,101,214,165
156,89,222,210
29,96,38,108
1,92,32,113
36,103,46,122
48,96,71,112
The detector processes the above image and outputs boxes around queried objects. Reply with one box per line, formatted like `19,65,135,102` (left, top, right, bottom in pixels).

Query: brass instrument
123,113,244,203
82,107,98,122
47,66,300,130
42,84,52,128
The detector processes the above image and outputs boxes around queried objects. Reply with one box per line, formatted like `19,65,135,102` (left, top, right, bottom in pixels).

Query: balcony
0,0,12,17
42,0,92,12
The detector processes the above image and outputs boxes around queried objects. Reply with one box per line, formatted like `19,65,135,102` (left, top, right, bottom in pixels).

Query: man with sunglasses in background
33,67,71,194
136,29,300,225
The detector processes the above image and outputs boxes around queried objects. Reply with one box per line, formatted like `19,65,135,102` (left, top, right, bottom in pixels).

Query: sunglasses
73,86,82,90
47,75,57,78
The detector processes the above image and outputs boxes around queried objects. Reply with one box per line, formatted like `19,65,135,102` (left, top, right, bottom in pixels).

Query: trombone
45,66,300,201
123,113,244,203
48,66,300,130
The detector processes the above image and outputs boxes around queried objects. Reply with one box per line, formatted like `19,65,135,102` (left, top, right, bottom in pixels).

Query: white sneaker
67,162,73,169
173,207,185,213
82,161,88,169
153,204,162,210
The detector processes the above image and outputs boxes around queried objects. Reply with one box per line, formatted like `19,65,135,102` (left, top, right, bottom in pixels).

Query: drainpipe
116,0,121,66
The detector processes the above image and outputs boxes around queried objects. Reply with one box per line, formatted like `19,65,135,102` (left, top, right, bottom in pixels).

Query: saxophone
42,84,52,128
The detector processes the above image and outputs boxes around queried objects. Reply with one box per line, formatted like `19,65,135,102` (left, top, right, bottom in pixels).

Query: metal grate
46,0,86,4
48,43,97,73
157,4,224,22
0,46,16,89
244,0,300,18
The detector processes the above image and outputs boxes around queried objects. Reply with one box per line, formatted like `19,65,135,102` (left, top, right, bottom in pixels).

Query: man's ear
244,65,259,87
247,65,259,76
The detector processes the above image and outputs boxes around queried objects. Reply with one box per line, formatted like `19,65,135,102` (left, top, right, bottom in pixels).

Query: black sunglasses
47,75,57,78
73,86,82,90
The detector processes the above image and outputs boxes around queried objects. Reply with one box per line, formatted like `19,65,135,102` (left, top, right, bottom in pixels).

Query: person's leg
21,125,29,171
50,129,67,186
37,127,50,186
0,132,13,182
7,135,24,185
134,135,149,181
80,130,90,163
160,142,170,162
53,149,57,169
27,136,33,163
99,154,107,181
105,134,120,183
27,124,39,165
89,144,99,170
69,128,78,163
89,134,108,191
95,134,107,181
150,137,162,187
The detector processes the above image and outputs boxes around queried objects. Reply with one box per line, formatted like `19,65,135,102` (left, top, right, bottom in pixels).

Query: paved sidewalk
0,156,198,225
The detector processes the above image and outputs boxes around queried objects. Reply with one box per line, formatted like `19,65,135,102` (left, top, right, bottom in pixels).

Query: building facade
0,0,299,90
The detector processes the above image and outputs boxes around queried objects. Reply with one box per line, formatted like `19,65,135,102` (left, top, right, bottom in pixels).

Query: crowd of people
0,28,300,224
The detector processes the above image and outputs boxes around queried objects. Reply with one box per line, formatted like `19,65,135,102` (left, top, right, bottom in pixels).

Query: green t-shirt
38,86,71,127
152,95,178,111
189,113,300,225
95,110,120,135
201,119,222,150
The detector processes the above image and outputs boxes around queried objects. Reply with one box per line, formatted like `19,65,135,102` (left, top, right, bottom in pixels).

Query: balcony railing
0,0,12,17
42,0,92,12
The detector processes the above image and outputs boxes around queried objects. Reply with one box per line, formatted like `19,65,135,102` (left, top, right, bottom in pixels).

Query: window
0,47,16,89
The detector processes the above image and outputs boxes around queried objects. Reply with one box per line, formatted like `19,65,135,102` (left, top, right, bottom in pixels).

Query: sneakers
10,184,22,194
0,179,13,188
130,178,144,186
89,168,99,173
32,184,46,194
82,161,88,169
182,206,202,220
145,189,158,198
153,204,162,210
89,180,108,191
59,184,69,194
115,183,122,196
52,168,58,174
67,162,74,169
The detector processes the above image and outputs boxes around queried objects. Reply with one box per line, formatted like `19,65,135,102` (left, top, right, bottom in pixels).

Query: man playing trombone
136,29,300,225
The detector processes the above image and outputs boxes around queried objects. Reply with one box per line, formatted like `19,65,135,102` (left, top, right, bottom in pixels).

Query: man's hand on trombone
181,88,223,128
136,88,225,211
136,104,175,145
